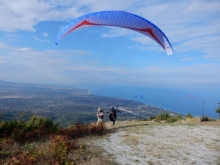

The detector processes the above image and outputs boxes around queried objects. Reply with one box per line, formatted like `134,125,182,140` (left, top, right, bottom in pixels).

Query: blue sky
0,0,220,95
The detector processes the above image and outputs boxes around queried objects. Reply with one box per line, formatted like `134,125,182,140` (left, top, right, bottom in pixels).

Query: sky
0,0,220,108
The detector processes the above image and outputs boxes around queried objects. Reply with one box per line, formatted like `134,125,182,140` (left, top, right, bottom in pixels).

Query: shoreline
89,86,218,119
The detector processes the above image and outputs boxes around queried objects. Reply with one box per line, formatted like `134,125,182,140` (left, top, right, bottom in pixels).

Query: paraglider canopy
135,95,144,104
55,10,173,55
135,95,143,99
188,94,195,101
188,95,195,98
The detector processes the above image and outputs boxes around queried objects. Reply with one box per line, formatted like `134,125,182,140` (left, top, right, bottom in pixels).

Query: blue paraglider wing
135,95,143,98
55,11,173,55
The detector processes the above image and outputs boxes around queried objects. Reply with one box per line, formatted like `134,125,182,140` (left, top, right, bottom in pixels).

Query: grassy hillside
0,115,219,165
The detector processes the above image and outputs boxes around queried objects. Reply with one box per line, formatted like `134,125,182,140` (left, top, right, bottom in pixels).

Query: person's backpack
112,110,116,118
108,111,115,122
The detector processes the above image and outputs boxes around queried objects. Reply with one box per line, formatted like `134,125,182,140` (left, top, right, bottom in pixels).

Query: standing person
96,107,104,125
108,105,121,125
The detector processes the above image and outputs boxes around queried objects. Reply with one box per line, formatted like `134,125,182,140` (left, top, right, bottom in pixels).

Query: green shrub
155,113,171,120
166,117,177,123
175,115,182,120
185,113,193,119
216,107,220,118
149,116,155,120
137,118,148,121
0,120,25,137
0,116,58,139
153,113,182,123
25,116,58,132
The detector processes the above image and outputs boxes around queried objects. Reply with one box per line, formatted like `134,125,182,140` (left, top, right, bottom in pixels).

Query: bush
200,116,209,122
137,118,149,121
0,116,58,141
155,113,171,120
153,113,182,123
25,116,58,132
216,107,220,118
185,113,193,119
61,122,106,139
0,119,107,164
175,115,182,120
0,120,26,137
149,116,155,120
166,117,177,123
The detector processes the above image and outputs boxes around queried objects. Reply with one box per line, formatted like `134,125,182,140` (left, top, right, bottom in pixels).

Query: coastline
89,86,219,119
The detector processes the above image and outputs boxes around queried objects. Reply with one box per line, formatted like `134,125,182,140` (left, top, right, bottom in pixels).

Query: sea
90,85,219,119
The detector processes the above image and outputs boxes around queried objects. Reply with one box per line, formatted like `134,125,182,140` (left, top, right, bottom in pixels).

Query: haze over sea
90,85,219,119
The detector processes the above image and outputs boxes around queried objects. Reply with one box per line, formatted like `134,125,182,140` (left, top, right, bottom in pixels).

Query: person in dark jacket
108,105,121,125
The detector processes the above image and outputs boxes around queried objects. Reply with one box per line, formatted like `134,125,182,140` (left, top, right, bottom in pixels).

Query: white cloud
0,43,220,87
0,0,83,32
33,36,43,42
135,1,220,60
180,57,195,61
41,32,48,37
19,47,30,51
0,0,220,87
74,0,138,12
1,1,219,54
140,63,220,85
0,41,7,49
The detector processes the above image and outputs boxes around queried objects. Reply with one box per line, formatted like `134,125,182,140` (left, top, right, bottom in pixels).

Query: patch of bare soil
95,120,220,165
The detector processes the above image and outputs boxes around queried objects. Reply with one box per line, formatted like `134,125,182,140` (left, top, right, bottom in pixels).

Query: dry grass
122,136,139,146
0,122,110,165
1,119,219,164
182,117,201,122
95,119,220,165
70,137,118,165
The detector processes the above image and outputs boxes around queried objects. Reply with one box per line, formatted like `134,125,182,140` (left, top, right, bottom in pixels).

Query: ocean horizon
89,85,219,119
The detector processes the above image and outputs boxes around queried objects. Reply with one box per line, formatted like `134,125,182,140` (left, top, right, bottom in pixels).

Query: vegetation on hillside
216,102,220,119
140,112,216,123
139,113,182,123
0,112,218,164
0,116,107,165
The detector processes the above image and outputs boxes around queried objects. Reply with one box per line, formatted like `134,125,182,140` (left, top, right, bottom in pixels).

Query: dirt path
96,120,220,165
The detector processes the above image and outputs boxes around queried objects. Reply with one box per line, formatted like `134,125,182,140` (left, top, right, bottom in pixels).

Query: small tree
185,113,193,119
216,102,220,118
